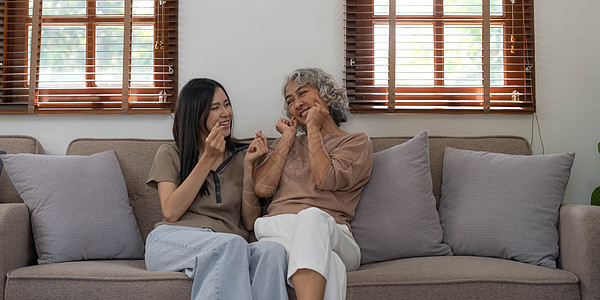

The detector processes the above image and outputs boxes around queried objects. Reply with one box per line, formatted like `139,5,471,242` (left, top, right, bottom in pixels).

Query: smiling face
204,87,233,137
284,80,326,125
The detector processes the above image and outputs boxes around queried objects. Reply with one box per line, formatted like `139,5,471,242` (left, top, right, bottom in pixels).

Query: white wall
1,0,599,205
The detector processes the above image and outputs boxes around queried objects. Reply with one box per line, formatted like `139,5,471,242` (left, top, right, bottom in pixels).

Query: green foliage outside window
592,142,600,206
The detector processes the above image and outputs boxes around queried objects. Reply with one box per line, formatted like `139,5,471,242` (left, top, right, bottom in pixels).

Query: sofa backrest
370,136,532,205
0,135,45,203
66,135,532,241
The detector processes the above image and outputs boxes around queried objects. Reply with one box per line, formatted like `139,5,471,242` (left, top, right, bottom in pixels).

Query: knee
216,234,249,254
253,241,287,258
296,207,332,228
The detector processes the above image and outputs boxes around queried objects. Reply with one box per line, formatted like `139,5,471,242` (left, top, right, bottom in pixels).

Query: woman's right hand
275,117,297,137
203,122,226,160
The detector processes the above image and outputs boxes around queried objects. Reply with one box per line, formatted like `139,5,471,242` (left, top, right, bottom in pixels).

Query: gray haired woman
253,68,374,299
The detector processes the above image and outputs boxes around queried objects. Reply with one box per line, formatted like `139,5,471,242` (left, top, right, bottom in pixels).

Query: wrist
243,161,254,171
281,131,296,146
200,152,219,164
307,124,320,132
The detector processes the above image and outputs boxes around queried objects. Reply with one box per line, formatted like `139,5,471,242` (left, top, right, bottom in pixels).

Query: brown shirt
147,144,250,241
264,132,373,230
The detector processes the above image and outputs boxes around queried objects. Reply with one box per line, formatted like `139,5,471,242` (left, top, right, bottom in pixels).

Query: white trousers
254,207,361,300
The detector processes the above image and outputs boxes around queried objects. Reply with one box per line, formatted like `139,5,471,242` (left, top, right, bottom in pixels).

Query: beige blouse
264,132,374,230
147,143,250,241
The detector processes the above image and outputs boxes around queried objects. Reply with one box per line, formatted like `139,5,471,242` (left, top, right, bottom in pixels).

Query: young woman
145,78,288,300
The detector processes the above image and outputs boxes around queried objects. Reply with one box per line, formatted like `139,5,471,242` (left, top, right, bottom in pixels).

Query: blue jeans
145,225,288,300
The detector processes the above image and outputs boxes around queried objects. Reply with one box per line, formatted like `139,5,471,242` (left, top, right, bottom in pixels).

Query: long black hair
172,78,241,196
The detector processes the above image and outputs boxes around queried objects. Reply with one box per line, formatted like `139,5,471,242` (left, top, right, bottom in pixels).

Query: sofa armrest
0,204,36,300
559,204,600,300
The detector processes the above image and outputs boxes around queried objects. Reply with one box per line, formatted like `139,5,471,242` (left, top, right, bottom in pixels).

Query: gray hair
282,68,349,132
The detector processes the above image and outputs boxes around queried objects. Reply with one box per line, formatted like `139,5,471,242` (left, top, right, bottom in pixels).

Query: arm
0,204,36,298
559,204,600,300
241,131,268,231
314,132,373,192
253,118,297,197
305,102,338,187
160,123,226,222
306,125,331,188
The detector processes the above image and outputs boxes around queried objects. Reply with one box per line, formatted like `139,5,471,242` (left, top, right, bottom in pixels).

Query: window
345,0,534,113
0,0,178,114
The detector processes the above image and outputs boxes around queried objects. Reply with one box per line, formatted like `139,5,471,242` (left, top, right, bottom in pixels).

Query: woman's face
284,80,326,126
204,87,233,137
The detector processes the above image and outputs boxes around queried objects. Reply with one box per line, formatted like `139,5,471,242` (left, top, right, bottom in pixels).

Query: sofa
0,134,598,300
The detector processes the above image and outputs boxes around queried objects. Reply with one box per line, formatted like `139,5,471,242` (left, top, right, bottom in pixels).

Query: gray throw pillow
0,150,5,176
439,147,575,268
0,150,144,264
351,131,452,264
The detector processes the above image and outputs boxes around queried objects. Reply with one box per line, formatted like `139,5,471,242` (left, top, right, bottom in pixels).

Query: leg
249,241,288,300
291,269,326,300
288,207,361,300
145,225,252,300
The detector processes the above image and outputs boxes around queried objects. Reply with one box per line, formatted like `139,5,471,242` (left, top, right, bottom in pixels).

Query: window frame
0,0,178,114
344,0,535,114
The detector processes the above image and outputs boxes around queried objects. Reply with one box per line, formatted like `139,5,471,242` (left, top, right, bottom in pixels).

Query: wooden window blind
0,0,178,114
345,0,535,113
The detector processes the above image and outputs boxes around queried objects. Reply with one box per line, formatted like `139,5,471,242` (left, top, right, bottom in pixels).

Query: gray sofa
0,134,598,300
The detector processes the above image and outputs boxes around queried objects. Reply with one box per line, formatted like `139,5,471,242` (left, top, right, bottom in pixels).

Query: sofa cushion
352,131,451,264
0,135,44,204
66,138,172,242
5,260,191,300
439,148,575,268
0,150,5,177
4,257,579,300
0,150,145,264
347,256,579,299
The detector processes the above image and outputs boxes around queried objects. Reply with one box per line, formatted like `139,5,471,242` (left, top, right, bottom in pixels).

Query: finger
256,130,267,140
315,102,327,109
257,140,268,153
255,137,267,150
205,121,223,141
248,142,257,153
217,139,226,152
315,102,329,113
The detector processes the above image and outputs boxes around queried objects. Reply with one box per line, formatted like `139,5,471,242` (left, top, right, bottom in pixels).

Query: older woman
253,68,374,300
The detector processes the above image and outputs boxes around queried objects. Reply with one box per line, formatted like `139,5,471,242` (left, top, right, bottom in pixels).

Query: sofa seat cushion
6,257,579,300
5,260,192,300
347,256,580,300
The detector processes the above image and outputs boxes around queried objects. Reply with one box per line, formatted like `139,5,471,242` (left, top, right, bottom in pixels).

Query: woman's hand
275,117,297,137
245,130,268,165
203,122,226,160
306,102,330,131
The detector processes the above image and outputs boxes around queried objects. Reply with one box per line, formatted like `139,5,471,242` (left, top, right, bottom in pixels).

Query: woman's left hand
244,130,268,165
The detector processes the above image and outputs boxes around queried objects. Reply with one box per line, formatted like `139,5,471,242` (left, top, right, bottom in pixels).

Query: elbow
254,185,271,198
253,182,274,198
314,176,324,189
243,220,255,232
162,210,180,223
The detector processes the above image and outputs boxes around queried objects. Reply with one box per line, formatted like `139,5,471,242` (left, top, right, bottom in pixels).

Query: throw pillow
439,147,575,268
351,131,452,265
0,150,144,264
0,150,5,176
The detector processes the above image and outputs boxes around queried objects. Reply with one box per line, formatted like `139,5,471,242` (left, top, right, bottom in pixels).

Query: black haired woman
144,78,288,300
